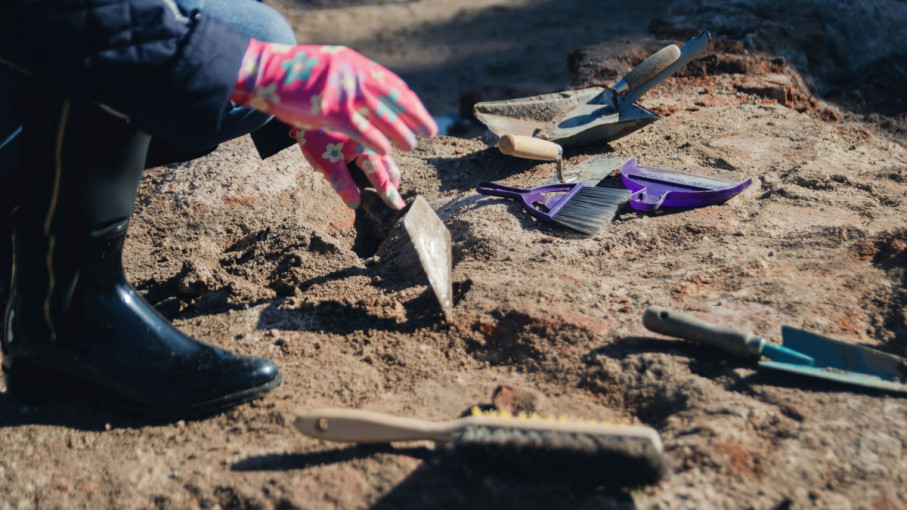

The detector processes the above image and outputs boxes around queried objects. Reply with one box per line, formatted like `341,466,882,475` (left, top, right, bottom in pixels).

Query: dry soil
2,0,907,509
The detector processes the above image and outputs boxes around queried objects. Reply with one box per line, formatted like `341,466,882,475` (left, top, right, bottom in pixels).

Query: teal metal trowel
643,306,907,394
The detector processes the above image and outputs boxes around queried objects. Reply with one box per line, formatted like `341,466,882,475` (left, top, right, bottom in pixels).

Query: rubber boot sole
2,359,283,421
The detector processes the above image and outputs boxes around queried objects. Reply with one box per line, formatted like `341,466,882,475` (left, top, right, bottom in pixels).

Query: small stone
491,384,547,414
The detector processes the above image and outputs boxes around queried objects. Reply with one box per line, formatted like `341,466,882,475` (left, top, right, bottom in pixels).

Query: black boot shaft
2,88,281,419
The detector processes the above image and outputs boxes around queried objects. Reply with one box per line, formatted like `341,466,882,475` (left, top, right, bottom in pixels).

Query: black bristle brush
293,407,666,488
476,181,629,235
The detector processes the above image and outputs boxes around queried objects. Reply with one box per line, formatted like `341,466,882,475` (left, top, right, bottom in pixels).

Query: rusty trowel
475,31,712,147
351,167,453,321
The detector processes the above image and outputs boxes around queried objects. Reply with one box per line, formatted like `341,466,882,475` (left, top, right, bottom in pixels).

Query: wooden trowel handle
614,44,681,95
498,134,562,161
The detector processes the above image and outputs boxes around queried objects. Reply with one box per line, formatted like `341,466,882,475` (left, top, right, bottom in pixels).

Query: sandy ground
3,0,907,508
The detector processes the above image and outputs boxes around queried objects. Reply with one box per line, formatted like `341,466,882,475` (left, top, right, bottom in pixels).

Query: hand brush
294,406,666,488
476,181,629,235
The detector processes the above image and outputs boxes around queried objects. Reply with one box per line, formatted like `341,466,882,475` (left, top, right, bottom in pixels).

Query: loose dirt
2,0,907,508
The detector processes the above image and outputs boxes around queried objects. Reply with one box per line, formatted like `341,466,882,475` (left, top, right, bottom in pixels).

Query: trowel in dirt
474,31,712,147
643,306,907,394
496,133,628,185
245,122,452,319
351,167,453,321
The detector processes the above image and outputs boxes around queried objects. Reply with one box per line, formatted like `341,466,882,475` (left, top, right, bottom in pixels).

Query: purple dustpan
619,157,752,211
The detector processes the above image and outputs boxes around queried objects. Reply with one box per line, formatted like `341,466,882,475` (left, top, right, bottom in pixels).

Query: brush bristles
451,424,666,488
470,406,613,425
447,406,666,488
552,186,630,235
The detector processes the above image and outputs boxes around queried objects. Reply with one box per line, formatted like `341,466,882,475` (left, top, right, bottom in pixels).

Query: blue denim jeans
175,0,298,149
176,0,297,45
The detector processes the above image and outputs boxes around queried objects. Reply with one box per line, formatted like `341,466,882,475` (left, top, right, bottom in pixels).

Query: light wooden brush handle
294,408,458,444
498,134,562,161
294,407,665,451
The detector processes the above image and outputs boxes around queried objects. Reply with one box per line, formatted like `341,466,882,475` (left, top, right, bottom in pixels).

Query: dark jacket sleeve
0,0,251,150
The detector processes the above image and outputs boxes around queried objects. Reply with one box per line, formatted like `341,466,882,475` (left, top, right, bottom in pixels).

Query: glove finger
294,129,362,209
362,67,438,139
383,152,401,188
361,92,420,151
320,158,362,209
318,56,402,155
355,153,406,210
394,87,439,139
342,141,400,190
325,111,393,156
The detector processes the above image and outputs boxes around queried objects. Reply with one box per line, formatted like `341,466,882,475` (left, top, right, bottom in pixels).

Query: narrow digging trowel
643,306,907,394
475,31,712,147
351,167,453,321
246,121,452,320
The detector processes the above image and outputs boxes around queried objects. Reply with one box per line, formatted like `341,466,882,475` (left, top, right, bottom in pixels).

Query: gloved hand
292,128,405,210
231,40,438,156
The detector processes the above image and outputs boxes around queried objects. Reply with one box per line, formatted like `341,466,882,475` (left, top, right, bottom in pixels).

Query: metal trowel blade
540,156,629,186
758,327,907,394
782,327,907,381
402,196,453,320
543,103,658,146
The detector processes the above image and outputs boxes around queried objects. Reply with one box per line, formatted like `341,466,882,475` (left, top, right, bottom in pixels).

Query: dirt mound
653,0,907,119
3,1,907,508
569,35,841,122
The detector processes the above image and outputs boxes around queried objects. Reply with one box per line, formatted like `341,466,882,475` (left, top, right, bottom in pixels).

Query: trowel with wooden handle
497,133,628,185
475,31,712,147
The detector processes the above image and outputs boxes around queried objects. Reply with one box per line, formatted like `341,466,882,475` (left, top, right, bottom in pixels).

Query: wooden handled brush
476,181,629,235
294,407,666,488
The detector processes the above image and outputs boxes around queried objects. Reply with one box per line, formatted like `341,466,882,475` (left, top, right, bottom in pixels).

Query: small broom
294,407,665,488
476,181,629,235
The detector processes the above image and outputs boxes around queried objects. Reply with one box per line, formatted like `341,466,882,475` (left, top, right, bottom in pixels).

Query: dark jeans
0,0,297,176
0,0,299,306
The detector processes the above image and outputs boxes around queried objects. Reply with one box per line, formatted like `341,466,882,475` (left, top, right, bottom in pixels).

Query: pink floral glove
231,40,438,155
292,128,405,210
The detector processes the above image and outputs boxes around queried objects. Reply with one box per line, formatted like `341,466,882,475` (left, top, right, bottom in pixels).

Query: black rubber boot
0,68,21,321
1,90,282,419
0,205,9,317
1,155,19,317
3,219,282,417
0,176,10,317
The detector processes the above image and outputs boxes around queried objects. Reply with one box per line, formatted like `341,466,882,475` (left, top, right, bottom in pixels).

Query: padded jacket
0,0,252,150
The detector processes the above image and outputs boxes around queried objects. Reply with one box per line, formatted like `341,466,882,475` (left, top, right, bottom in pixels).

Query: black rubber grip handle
642,306,763,359
348,162,402,232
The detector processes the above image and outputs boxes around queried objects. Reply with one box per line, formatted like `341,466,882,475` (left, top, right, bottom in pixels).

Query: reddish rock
491,384,547,414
